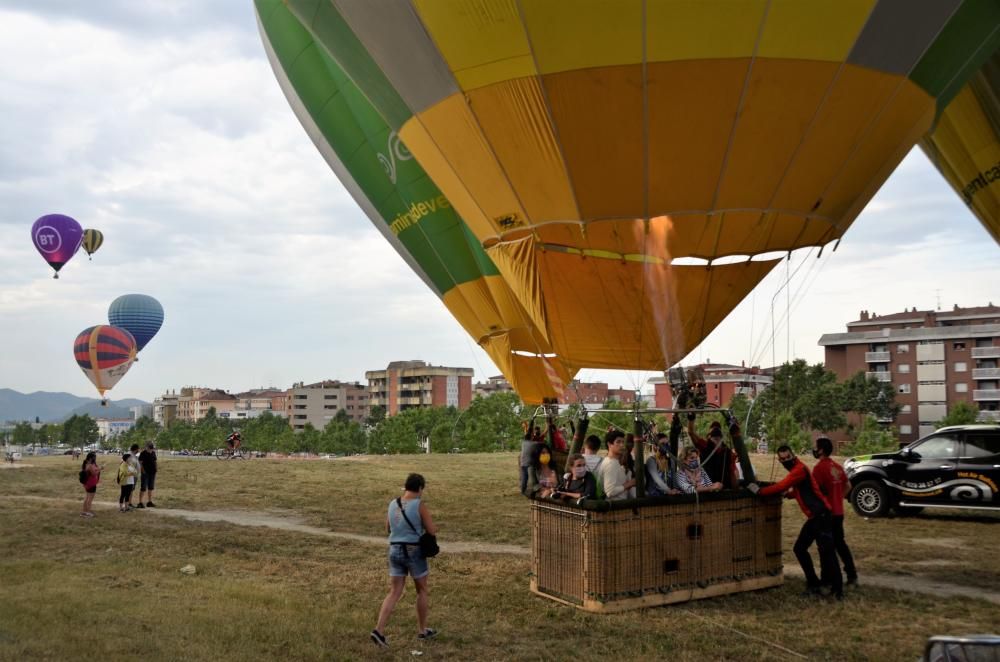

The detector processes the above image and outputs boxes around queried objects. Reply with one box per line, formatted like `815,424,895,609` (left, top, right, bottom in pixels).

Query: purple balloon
31,214,84,278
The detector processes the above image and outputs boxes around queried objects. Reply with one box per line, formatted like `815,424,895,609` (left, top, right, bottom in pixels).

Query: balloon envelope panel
108,294,164,352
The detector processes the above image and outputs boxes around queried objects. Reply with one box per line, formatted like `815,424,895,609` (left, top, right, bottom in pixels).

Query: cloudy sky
1,2,997,403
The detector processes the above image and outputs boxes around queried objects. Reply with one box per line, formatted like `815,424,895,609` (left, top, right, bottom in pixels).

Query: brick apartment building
366,361,473,415
649,363,773,408
286,380,369,430
820,304,1000,444
563,381,637,405
473,375,514,398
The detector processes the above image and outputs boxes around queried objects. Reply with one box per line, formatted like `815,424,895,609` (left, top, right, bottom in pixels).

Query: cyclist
226,431,242,451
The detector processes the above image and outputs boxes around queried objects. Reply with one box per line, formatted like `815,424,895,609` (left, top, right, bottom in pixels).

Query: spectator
127,444,141,509
371,473,438,648
675,446,722,494
80,452,102,518
116,453,134,513
137,442,158,508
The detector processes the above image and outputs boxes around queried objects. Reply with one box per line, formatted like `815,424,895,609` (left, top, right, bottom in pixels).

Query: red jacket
812,457,847,517
550,426,568,452
759,459,831,519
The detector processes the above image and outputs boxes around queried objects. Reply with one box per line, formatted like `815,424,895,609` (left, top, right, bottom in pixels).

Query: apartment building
175,387,237,422
649,362,773,408
820,304,1000,444
473,375,514,398
366,361,473,415
286,380,369,430
152,391,179,427
562,381,637,405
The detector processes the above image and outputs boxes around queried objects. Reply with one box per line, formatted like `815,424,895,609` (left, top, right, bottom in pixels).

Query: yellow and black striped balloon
81,229,103,260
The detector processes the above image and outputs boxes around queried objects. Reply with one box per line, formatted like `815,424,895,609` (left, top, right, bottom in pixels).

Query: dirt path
7,495,1000,605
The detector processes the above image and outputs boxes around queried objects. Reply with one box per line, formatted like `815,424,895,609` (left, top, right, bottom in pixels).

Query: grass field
1,453,998,661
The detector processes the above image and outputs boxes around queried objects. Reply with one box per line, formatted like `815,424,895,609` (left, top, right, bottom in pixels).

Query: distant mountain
0,389,150,423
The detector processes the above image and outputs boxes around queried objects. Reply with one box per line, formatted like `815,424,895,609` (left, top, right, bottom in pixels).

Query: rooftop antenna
935,289,942,311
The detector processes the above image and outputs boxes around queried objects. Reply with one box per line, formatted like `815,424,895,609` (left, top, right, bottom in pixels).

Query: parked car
844,424,1000,517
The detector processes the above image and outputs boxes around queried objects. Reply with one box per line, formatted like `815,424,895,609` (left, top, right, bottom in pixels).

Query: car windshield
911,434,959,459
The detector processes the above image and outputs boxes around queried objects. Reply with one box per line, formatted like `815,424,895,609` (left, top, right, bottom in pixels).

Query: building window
953,342,966,351
897,344,909,353
324,395,337,400
897,364,910,374
901,404,911,414
955,362,967,372
900,425,912,435
898,384,911,394
955,383,968,393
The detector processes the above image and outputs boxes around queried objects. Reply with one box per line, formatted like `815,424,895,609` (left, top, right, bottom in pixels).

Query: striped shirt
675,468,712,494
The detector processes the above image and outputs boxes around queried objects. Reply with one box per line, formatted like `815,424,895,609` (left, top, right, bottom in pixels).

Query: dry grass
0,454,998,661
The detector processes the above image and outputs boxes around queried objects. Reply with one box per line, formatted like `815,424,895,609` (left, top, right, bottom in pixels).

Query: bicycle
214,445,248,460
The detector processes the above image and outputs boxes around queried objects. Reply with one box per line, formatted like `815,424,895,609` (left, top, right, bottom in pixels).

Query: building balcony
977,410,1000,422
973,389,1000,401
971,346,1000,359
972,367,1000,380
866,371,892,382
865,351,891,363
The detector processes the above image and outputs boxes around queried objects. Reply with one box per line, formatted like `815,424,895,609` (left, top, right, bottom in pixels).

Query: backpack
79,469,88,484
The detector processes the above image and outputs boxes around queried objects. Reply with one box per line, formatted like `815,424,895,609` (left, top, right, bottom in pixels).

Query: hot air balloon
256,0,1000,404
921,49,1000,245
81,229,104,260
73,325,137,404
108,294,164,353
31,214,83,278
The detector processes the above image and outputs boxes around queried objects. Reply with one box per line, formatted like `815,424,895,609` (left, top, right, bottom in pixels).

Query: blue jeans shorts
388,543,429,579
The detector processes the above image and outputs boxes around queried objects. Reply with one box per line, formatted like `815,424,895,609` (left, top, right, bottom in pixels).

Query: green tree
455,392,523,452
366,405,386,428
768,410,812,454
756,360,847,434
840,371,900,421
62,415,99,447
334,409,351,425
843,415,898,456
936,402,980,428
12,422,34,446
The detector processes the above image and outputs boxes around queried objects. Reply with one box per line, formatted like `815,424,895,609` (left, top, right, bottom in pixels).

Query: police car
844,425,1000,517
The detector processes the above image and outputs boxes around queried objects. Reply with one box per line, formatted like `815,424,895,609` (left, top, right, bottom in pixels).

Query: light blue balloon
108,294,163,352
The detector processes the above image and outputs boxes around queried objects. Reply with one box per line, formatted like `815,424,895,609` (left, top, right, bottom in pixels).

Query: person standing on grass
371,473,439,648
117,453,134,513
137,442,158,508
812,436,858,588
127,444,141,509
748,445,843,599
80,452,102,518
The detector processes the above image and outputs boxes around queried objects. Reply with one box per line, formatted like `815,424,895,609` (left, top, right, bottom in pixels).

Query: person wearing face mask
674,447,722,494
554,454,596,501
523,443,558,498
748,445,843,599
644,435,679,497
812,436,858,588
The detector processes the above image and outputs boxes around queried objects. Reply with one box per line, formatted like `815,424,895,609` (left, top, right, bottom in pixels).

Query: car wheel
894,505,924,516
851,480,890,518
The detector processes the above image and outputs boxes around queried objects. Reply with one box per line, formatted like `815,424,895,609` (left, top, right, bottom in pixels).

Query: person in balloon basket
79,452,102,518
552,453,597,502
812,436,858,588
127,444,141,509
748,446,843,599
523,444,559,498
518,419,544,494
136,442,158,508
674,446,723,494
599,430,636,500
687,416,740,488
371,473,439,648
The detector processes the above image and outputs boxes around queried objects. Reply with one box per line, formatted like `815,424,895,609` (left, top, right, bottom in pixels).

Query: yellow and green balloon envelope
256,0,1000,403
82,229,103,260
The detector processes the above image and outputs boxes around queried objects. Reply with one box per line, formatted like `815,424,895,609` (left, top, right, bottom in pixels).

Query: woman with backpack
79,452,102,518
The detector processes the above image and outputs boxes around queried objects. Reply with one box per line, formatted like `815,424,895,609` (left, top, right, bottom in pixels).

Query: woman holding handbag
371,473,439,649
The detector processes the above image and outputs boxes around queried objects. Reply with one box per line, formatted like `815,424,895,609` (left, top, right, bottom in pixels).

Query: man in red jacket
812,436,858,587
749,445,843,599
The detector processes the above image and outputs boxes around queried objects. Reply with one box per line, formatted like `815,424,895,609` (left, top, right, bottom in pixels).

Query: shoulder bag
396,497,439,558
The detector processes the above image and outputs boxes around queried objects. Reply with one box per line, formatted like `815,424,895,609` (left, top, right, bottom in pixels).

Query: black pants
829,515,857,581
119,484,134,505
793,513,842,595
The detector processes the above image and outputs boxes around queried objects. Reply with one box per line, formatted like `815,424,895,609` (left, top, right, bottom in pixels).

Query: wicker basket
530,491,783,612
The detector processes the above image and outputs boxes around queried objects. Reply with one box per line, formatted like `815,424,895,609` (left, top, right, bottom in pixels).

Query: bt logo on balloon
33,227,62,254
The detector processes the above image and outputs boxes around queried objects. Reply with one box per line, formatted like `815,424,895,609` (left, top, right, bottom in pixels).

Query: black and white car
844,425,1000,517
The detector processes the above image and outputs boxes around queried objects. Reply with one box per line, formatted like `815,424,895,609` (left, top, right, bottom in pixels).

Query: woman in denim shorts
370,473,438,648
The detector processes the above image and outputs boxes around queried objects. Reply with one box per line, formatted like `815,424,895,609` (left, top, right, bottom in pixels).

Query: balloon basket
100,399,108,407
529,491,783,612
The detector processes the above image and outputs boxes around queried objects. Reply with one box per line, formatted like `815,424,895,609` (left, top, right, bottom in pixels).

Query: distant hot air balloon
257,0,1000,403
108,294,163,353
81,229,104,260
73,325,137,404
31,214,83,278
